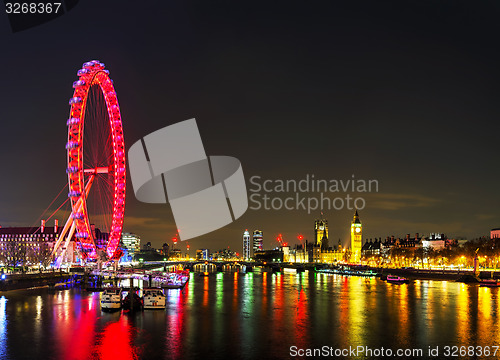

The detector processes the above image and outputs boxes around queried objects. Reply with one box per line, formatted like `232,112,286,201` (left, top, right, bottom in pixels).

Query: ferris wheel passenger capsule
68,191,82,198
72,213,84,220
67,118,80,126
77,69,89,76
69,97,82,105
65,141,79,149
72,80,86,88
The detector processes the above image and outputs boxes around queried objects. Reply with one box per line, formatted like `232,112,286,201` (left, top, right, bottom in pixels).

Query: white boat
143,288,166,309
100,288,122,311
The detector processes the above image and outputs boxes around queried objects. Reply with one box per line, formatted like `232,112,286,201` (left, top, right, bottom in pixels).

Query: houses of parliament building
284,210,362,263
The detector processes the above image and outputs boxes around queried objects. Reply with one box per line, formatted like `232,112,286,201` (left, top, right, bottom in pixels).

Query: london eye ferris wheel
52,60,126,262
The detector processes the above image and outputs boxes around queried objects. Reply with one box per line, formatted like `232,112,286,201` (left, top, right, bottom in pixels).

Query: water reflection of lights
455,282,470,344
0,297,7,359
242,272,254,312
347,278,367,345
233,271,239,310
188,273,194,302
166,285,185,359
478,286,492,320
293,285,308,350
477,286,500,345
396,281,410,342
240,272,255,356
53,291,72,323
33,295,43,348
338,277,351,348
203,274,209,307
97,316,136,360
35,296,42,321
52,291,98,360
261,271,269,318
216,272,224,311
294,271,304,285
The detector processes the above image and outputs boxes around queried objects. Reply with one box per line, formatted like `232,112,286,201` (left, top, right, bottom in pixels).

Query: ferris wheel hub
83,166,110,174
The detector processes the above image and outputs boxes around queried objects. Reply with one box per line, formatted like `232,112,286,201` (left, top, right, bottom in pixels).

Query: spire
352,209,361,224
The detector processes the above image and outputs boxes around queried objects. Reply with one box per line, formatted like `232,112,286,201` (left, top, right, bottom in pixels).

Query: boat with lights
479,279,500,287
100,287,122,311
163,270,190,289
386,275,409,284
143,288,166,309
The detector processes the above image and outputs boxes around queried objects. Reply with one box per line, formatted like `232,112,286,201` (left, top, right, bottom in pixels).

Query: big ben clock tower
350,210,362,263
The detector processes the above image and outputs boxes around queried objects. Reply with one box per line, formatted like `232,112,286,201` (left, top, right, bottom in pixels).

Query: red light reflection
96,316,137,360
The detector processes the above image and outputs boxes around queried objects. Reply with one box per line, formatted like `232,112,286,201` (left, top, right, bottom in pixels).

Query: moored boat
386,275,409,284
317,268,377,277
143,288,166,309
479,279,500,287
163,270,190,289
122,291,143,311
100,287,122,311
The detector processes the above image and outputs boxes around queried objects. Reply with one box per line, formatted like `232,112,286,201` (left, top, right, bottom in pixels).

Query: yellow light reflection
455,283,470,344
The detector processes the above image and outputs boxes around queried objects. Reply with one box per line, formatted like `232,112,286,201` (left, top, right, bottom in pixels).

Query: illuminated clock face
355,227,361,233
319,226,324,230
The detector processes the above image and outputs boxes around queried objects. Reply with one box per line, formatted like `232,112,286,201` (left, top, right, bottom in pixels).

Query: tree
414,247,424,268
4,242,27,270
32,242,52,270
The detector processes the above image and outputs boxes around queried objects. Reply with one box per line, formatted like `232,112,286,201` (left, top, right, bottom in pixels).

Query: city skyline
2,2,500,251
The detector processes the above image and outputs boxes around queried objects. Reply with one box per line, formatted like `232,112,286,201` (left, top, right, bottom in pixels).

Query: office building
252,230,263,256
243,230,251,260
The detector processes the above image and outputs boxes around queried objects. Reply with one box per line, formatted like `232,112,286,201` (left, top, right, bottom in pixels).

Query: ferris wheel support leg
51,212,75,259
53,174,96,263
84,174,95,196
50,176,93,263
57,221,76,267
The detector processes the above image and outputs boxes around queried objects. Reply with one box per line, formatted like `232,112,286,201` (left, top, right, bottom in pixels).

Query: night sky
1,1,500,253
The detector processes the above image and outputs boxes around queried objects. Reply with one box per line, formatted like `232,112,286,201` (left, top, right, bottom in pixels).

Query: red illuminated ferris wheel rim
66,60,126,260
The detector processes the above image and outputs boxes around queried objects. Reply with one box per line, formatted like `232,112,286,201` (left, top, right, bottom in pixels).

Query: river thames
0,270,499,359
